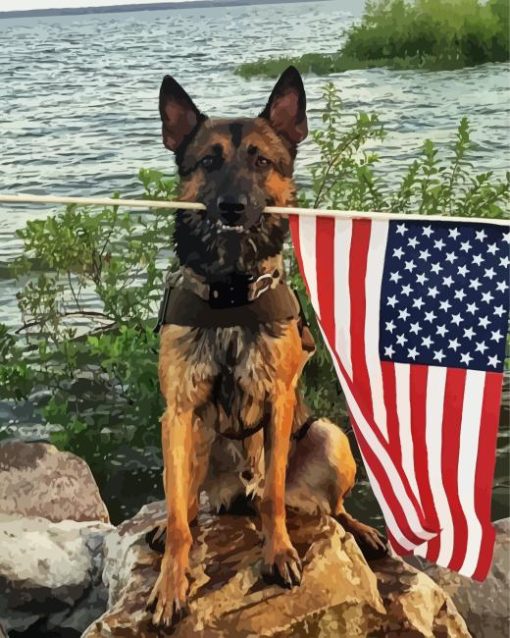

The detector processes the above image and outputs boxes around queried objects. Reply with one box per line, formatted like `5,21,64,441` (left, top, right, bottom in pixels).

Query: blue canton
379,221,510,372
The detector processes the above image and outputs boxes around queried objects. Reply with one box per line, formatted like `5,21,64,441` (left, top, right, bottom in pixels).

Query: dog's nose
217,195,247,226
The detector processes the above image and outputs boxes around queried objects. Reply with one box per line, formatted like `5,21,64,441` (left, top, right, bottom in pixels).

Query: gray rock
405,518,509,638
0,440,109,524
0,514,112,636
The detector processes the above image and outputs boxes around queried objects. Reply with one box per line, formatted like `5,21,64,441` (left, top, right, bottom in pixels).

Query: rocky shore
0,440,507,637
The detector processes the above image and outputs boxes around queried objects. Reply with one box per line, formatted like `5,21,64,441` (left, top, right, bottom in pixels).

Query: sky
1,0,193,11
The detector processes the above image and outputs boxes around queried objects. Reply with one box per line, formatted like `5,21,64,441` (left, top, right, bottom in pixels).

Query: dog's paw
146,524,166,554
336,514,388,561
262,541,302,589
146,568,189,629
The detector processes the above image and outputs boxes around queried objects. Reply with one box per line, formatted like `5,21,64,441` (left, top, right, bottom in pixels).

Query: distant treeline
0,0,329,19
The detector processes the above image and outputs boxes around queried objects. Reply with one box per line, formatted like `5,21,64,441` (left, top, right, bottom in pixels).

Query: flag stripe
349,219,374,422
364,220,390,441
472,372,503,580
298,215,320,314
395,363,421,501
334,220,353,379
316,217,336,342
381,361,402,466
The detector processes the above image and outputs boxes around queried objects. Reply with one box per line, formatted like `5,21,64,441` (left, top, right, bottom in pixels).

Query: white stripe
364,220,389,440
333,219,353,379
414,367,452,561
359,450,416,552
298,216,320,316
458,370,486,577
394,363,421,500
317,325,435,544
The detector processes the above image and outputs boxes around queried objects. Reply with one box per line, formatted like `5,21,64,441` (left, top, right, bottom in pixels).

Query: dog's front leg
148,407,194,628
261,383,302,588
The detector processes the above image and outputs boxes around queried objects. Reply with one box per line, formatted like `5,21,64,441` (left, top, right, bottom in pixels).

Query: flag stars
408,236,419,248
434,238,446,250
386,320,396,333
478,316,490,329
433,349,446,363
442,275,454,287
494,305,505,318
491,330,503,343
425,310,437,323
396,334,408,346
454,289,467,301
483,267,496,280
448,228,460,240
481,290,494,303
419,249,431,261
487,243,499,255
384,345,395,358
464,327,475,340
460,240,472,253
488,355,500,368
422,225,433,238
404,260,417,272
496,281,508,293
413,297,425,310
451,313,463,326
458,265,469,277
427,286,439,299
407,347,419,360
475,341,488,354
387,295,398,308
469,278,482,291
499,255,510,268
398,308,411,321
416,273,429,285
437,324,448,337
401,284,413,296
409,322,422,335
390,271,402,283
393,247,405,259
466,302,478,315
448,338,460,351
396,224,408,236
460,352,473,366
439,299,452,312
431,262,443,274
422,335,433,348
445,252,458,264
475,229,487,242
472,254,484,266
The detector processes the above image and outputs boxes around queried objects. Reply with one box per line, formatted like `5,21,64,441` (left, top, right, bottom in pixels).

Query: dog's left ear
260,66,308,145
159,75,207,153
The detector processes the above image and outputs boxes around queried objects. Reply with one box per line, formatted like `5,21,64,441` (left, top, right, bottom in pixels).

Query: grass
236,0,510,78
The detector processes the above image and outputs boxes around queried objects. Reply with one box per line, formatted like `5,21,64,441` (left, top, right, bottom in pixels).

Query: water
0,0,508,525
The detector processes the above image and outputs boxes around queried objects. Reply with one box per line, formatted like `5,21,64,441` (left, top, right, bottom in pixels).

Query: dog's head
159,66,307,277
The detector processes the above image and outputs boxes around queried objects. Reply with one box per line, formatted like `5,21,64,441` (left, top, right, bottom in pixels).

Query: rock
0,440,109,524
0,514,112,636
404,518,509,638
83,501,471,638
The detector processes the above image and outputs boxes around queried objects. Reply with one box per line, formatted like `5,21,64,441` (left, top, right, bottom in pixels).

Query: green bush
237,0,510,78
0,87,508,521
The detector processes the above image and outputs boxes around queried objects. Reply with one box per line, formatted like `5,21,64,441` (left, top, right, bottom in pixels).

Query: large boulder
0,514,112,636
0,440,109,523
405,518,509,638
83,501,471,638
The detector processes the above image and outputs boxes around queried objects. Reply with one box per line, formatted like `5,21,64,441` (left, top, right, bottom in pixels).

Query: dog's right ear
159,75,206,153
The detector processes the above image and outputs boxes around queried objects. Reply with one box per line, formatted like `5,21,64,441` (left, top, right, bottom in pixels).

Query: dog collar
174,266,282,309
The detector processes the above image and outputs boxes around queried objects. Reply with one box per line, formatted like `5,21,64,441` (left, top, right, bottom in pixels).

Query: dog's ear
159,75,206,152
260,66,308,145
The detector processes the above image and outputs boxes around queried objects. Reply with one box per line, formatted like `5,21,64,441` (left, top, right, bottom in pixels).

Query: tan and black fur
147,66,386,629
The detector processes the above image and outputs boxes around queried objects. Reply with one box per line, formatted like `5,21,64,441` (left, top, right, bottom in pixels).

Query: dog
147,66,386,629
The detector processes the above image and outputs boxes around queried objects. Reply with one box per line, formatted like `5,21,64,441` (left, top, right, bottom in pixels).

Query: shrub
236,0,510,78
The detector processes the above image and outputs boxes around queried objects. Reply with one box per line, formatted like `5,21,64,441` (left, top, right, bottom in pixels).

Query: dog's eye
255,155,272,168
199,155,216,169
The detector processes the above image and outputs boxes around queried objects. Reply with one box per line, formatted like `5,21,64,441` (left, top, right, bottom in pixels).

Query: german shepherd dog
147,66,386,629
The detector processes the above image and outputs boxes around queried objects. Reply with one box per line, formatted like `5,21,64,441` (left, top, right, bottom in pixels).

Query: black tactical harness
154,268,307,331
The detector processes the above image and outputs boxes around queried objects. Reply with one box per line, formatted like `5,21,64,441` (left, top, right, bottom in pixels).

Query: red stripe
387,530,413,557
315,217,336,344
349,219,374,421
349,410,430,547
427,367,468,568
289,215,309,297
472,372,503,581
381,361,402,466
410,364,440,543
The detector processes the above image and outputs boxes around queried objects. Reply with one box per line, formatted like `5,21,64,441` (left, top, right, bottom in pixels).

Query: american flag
289,214,509,581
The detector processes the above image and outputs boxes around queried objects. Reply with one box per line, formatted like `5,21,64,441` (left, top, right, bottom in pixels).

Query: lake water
0,0,508,525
